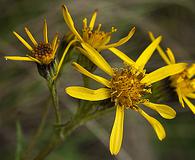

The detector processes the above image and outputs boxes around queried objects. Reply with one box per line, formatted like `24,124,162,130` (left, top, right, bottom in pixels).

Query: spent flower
65,37,187,155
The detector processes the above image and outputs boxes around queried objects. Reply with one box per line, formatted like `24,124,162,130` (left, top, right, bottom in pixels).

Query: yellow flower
149,32,195,114
65,37,187,155
5,20,59,65
62,5,135,51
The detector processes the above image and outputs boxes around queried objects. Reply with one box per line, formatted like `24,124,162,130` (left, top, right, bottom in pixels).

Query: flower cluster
4,4,195,157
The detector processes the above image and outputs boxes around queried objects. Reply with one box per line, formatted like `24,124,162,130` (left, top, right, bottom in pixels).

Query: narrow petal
138,108,166,140
62,5,83,42
108,47,135,66
89,9,97,30
187,64,195,78
13,31,33,51
65,86,111,101
176,88,185,107
141,63,187,85
72,62,111,88
51,33,59,51
143,102,176,119
183,96,195,114
80,43,114,76
43,19,48,43
99,27,136,50
166,48,176,64
53,39,77,80
148,32,171,65
187,93,195,99
135,36,162,69
24,27,38,46
82,18,87,28
110,105,124,155
5,56,36,62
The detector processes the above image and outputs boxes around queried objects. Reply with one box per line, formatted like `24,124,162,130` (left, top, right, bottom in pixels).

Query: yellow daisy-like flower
149,32,195,114
62,5,135,51
5,20,59,65
65,37,187,155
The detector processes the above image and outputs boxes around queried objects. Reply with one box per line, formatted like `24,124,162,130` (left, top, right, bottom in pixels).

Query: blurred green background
0,0,195,160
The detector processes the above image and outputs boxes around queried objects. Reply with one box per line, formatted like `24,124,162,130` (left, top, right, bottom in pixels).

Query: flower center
82,25,116,50
110,65,151,108
170,70,195,95
32,42,53,64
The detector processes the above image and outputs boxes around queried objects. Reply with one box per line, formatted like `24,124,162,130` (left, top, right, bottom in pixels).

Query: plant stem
48,81,61,125
33,106,113,160
33,117,82,160
22,102,50,160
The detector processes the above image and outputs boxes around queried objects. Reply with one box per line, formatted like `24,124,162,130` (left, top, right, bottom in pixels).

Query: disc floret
110,65,151,108
32,42,53,64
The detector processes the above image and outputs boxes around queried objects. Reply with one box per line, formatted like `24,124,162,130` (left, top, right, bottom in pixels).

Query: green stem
48,81,61,126
33,106,113,160
33,118,82,160
22,102,50,160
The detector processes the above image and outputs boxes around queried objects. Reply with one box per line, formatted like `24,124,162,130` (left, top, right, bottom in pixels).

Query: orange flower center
32,42,53,64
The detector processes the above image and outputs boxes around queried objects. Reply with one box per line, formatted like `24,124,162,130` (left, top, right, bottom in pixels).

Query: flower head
65,37,187,155
149,32,195,113
62,5,135,51
5,20,59,65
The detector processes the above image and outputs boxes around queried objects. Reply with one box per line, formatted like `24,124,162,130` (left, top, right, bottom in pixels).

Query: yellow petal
51,33,59,50
24,27,38,46
176,88,185,107
110,105,124,155
98,27,136,50
62,5,83,42
148,32,171,65
13,31,33,51
108,47,135,66
82,18,87,28
72,62,111,88
79,43,114,76
89,9,97,30
166,48,176,64
5,56,36,62
187,93,195,99
143,102,176,119
183,96,195,114
135,36,162,69
187,64,195,78
138,108,166,140
65,86,111,101
141,63,187,85
43,19,48,43
54,39,77,80
27,55,42,64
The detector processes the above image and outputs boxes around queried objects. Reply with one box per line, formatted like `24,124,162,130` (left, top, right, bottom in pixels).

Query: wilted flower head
149,32,195,113
65,37,187,155
62,4,135,51
5,20,59,65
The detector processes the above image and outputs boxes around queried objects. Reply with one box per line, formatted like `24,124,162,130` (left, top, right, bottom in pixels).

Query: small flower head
5,20,59,65
65,37,186,155
149,32,195,113
62,5,135,51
